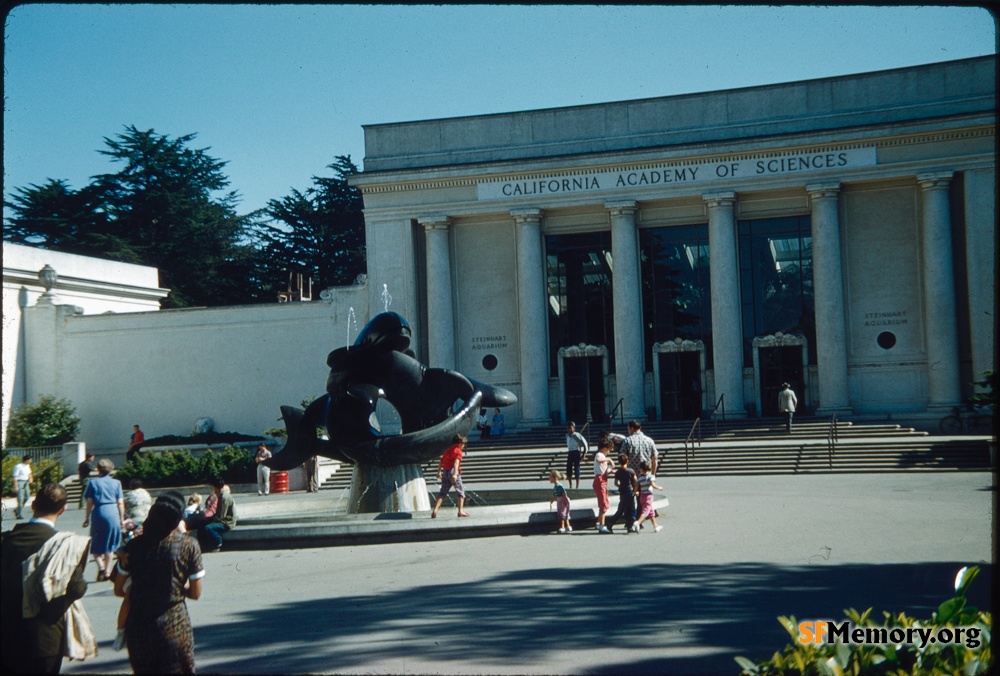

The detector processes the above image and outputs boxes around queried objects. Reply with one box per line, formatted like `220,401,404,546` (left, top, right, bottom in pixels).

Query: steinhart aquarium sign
477,147,876,201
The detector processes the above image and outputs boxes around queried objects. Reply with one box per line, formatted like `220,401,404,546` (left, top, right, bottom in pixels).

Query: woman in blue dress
491,408,506,436
83,458,125,581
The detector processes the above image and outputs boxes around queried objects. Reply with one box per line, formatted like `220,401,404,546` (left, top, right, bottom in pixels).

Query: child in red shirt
431,434,469,518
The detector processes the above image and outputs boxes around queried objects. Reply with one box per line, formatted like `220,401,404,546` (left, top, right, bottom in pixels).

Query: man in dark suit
2,483,89,674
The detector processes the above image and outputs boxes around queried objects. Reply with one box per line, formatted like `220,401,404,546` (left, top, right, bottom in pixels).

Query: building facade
2,243,169,446
349,56,996,428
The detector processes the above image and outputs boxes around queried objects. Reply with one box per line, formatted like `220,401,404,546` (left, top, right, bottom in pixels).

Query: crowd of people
3,452,239,675
3,417,668,674
568,419,669,535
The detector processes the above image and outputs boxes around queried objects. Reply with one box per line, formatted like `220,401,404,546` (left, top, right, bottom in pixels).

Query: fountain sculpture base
349,463,431,514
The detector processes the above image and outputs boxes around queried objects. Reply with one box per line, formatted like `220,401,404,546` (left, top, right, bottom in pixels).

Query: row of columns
419,172,961,425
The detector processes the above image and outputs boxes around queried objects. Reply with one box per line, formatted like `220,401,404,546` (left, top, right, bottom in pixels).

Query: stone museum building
4,56,995,453
349,55,995,428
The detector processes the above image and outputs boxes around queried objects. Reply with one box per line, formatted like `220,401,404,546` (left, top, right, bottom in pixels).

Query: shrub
115,446,255,488
736,566,992,675
5,395,80,447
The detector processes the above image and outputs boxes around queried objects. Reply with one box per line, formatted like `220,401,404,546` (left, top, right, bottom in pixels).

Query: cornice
354,125,994,196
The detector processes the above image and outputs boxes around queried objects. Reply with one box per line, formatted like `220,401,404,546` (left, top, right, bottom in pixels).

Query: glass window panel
737,216,816,366
639,224,712,370
545,232,615,374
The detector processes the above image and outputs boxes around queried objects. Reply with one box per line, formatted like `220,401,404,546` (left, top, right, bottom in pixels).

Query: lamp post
38,264,58,302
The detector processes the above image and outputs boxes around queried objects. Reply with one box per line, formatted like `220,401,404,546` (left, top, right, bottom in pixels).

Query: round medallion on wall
877,332,897,350
482,354,498,371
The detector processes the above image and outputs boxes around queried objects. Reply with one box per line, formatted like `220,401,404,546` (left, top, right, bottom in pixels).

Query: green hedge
114,446,256,488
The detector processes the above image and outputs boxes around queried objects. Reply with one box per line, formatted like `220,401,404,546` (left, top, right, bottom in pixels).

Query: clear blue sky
3,4,995,220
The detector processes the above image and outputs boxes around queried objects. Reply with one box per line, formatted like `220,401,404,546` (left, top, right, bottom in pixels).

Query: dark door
564,356,607,425
759,346,803,417
658,352,702,421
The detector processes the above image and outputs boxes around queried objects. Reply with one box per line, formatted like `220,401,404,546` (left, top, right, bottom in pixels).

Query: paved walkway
3,471,994,675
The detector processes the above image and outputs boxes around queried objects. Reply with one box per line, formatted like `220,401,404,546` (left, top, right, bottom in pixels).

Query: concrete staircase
317,418,994,490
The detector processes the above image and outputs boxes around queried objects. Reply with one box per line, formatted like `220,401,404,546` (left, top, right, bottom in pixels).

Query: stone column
704,192,746,417
917,172,961,410
807,183,852,415
512,209,551,426
419,216,455,370
607,200,647,421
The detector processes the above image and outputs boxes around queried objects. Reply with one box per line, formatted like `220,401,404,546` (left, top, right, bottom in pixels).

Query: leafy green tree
90,126,256,307
3,179,123,257
255,156,366,294
5,395,81,447
4,126,262,308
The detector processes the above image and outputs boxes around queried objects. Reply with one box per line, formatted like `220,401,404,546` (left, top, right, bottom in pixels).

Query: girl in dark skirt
115,491,204,674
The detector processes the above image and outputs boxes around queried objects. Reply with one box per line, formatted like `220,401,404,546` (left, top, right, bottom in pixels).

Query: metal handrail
683,417,702,473
3,445,63,464
710,393,725,436
827,413,838,469
609,398,625,430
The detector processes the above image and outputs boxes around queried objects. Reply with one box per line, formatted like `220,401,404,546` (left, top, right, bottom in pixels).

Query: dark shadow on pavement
190,560,992,675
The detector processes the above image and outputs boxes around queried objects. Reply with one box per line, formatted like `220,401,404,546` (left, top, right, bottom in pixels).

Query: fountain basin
224,485,669,550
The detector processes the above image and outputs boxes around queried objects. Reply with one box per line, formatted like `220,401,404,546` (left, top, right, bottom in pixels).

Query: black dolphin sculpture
268,312,516,469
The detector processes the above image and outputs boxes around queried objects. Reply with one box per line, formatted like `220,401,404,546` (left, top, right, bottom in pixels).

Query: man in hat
778,382,798,433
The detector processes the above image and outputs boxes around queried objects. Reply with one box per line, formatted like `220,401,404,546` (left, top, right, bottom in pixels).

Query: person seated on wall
194,477,236,553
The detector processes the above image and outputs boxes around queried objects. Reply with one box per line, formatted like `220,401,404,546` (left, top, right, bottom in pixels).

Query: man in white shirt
12,456,34,519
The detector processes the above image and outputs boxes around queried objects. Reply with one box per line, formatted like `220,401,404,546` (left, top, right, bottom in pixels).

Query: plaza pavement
3,471,994,675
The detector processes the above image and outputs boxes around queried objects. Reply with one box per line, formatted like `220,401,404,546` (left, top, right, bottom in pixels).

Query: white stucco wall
3,243,168,445
19,286,368,455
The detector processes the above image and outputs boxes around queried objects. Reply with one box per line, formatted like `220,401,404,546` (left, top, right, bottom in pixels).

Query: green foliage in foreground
114,446,255,488
736,566,991,675
5,395,80,447
1,453,63,498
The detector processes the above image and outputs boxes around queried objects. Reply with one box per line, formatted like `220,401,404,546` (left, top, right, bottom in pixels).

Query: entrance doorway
758,346,804,417
752,333,808,418
652,339,706,422
657,352,702,421
564,356,606,425
557,344,609,425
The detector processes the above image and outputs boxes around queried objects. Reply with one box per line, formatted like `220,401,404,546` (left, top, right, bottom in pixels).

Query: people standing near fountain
77,452,95,509
609,420,658,519
83,459,125,581
591,438,615,534
254,444,272,496
431,435,470,518
548,470,572,533
605,454,638,534
633,461,665,533
306,455,320,493
565,422,588,490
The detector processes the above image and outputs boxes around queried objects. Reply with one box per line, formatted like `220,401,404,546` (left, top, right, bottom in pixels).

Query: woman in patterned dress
115,491,205,674
82,458,125,581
